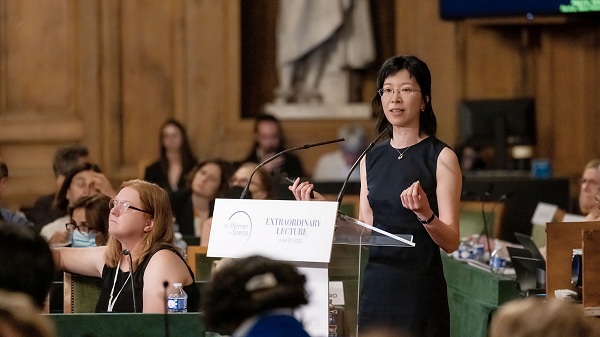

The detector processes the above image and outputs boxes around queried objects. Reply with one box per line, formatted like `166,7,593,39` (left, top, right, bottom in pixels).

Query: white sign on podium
208,198,339,337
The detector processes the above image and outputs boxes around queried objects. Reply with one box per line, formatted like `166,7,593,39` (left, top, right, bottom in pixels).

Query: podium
207,199,414,337
330,212,414,337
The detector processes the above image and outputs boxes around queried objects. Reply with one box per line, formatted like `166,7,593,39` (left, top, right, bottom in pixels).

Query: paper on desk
531,202,558,226
562,213,586,222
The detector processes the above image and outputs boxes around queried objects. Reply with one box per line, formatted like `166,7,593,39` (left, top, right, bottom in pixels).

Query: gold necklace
392,141,411,160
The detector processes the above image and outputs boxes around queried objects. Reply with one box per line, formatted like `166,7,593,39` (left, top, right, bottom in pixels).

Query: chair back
63,272,102,313
459,201,505,239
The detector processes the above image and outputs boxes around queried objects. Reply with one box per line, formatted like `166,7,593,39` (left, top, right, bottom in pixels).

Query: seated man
40,163,116,246
312,124,366,182
26,144,89,232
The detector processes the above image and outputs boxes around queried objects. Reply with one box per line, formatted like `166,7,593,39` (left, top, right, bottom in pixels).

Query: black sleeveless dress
358,137,450,337
95,244,199,312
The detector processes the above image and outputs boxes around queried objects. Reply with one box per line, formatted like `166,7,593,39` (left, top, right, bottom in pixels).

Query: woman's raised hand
288,177,326,201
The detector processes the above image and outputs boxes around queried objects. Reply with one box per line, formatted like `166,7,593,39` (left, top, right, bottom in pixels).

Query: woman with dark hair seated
201,255,310,337
66,194,111,247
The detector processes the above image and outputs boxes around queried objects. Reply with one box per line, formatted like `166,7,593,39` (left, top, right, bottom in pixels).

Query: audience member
312,124,366,182
144,119,197,201
52,179,199,313
240,114,305,179
0,290,56,337
578,159,600,216
40,163,115,246
66,194,111,247
202,255,310,337
231,162,275,200
27,144,89,231
0,222,55,310
489,297,600,337
172,159,233,238
199,162,275,246
0,159,33,226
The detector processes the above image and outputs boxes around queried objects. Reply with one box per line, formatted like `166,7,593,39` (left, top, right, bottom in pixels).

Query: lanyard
107,260,132,312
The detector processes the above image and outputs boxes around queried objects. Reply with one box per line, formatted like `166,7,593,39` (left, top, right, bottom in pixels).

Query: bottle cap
174,282,182,287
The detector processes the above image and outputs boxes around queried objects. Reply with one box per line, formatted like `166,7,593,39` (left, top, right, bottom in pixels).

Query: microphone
480,189,514,252
163,281,169,337
336,129,388,205
240,138,345,199
122,249,137,313
480,183,494,252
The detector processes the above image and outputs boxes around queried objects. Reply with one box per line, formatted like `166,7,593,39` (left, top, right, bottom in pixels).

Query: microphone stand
122,249,137,313
163,281,169,337
239,138,344,199
336,129,387,205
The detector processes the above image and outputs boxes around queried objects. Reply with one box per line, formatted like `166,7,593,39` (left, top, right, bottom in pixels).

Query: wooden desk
48,313,216,337
441,254,521,337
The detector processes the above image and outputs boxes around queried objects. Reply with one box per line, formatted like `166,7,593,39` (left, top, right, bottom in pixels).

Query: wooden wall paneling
532,30,555,161
549,26,599,177
99,0,125,181
0,0,93,207
394,1,460,146
462,24,525,99
120,1,178,172
185,0,248,161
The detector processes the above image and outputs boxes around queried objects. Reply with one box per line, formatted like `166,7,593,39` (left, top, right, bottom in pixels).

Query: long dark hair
158,119,197,179
373,55,437,138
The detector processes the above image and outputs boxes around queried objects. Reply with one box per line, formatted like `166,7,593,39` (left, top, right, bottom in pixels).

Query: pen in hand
285,177,315,199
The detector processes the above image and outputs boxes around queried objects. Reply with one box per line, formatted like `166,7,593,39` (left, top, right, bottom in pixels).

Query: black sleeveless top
95,244,199,312
358,137,451,337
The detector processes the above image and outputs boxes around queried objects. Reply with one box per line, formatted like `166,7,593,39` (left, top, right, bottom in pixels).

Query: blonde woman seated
52,180,199,312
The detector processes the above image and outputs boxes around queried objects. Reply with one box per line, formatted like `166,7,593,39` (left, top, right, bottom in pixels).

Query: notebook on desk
514,232,546,270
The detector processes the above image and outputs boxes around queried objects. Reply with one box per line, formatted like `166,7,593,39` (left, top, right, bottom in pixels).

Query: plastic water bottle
489,241,507,273
167,283,188,313
328,298,338,337
469,234,485,263
174,232,187,259
457,237,473,260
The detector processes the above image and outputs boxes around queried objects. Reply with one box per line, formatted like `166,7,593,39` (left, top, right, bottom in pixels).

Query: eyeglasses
65,220,90,234
109,199,152,215
377,87,421,98
579,178,600,189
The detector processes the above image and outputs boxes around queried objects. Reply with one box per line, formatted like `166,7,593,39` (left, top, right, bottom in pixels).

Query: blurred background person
202,255,310,337
578,159,600,216
40,163,116,246
200,162,275,246
52,180,199,313
489,297,600,337
0,222,55,310
0,290,56,337
144,119,197,204
172,159,233,238
239,114,305,180
312,123,366,182
66,194,111,247
26,144,89,232
230,162,275,200
0,159,33,227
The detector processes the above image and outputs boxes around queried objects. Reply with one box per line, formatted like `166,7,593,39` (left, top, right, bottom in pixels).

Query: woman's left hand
400,181,432,220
